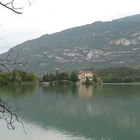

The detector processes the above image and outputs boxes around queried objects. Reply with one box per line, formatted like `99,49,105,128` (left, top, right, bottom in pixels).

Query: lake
0,84,140,140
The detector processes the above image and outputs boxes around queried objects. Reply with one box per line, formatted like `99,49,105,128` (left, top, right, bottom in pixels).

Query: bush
0,69,36,84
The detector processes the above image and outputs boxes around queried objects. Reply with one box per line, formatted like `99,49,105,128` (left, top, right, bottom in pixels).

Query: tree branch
0,48,28,72
28,0,36,7
0,99,26,132
0,1,22,14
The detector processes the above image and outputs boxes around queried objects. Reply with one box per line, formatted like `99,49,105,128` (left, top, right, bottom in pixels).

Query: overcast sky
0,0,140,53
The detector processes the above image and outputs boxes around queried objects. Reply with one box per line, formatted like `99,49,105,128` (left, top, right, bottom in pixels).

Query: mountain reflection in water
0,84,140,140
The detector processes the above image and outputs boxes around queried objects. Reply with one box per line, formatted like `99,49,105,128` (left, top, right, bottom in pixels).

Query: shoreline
41,81,140,86
102,83,140,85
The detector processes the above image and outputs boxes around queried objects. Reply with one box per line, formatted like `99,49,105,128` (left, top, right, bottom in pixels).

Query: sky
0,0,140,53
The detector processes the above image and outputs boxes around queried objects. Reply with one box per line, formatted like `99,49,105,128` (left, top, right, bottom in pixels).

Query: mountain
1,14,140,74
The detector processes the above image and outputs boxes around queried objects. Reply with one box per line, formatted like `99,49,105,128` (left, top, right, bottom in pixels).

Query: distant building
78,71,93,83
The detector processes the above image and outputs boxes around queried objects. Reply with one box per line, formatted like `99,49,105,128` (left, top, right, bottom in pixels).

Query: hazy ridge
2,14,140,74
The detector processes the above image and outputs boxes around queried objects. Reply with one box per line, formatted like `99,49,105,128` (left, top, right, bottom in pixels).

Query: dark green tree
83,77,92,85
69,72,78,83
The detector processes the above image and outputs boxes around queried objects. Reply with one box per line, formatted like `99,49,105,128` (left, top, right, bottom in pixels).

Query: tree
84,77,92,85
92,73,102,84
0,48,27,72
0,0,22,14
69,72,79,83
0,1,33,71
0,0,35,14
0,0,33,130
0,99,25,131
56,72,69,80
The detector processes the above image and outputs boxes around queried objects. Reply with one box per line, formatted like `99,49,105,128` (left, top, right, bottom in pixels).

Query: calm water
0,84,140,140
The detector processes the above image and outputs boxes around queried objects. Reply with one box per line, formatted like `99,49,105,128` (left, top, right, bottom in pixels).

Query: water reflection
78,85,93,97
42,84,96,98
0,85,140,140
0,84,36,97
42,84,78,96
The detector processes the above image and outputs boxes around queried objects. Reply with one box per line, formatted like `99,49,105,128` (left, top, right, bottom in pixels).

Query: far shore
41,80,140,86
103,83,140,85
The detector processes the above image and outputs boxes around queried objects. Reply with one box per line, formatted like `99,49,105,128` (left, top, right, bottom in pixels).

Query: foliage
96,67,140,83
43,71,78,83
81,73,102,85
43,71,101,85
0,69,36,84
43,73,57,82
92,74,102,85
69,72,79,82
56,72,69,80
83,77,93,85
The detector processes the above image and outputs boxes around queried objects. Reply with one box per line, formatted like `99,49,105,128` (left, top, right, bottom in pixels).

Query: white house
78,71,93,83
